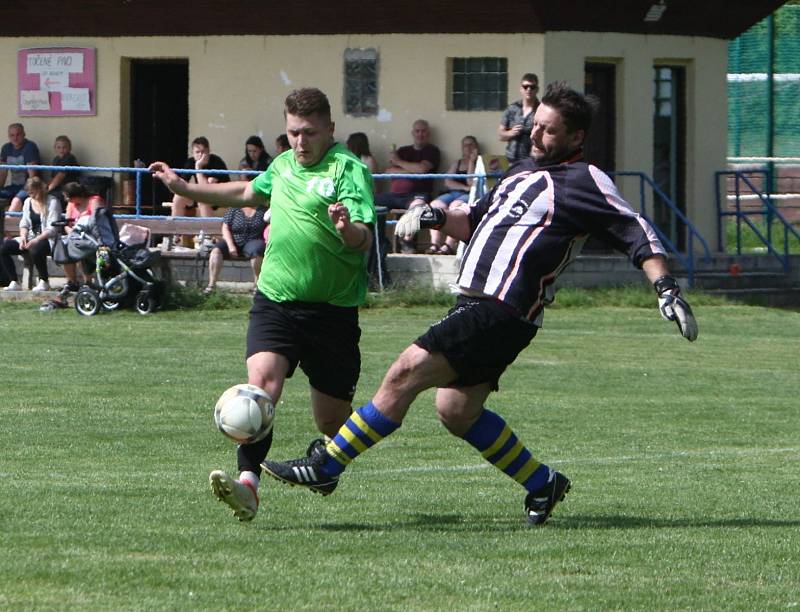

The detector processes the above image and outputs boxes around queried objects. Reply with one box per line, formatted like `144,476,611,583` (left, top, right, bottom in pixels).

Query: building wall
0,31,726,247
545,31,728,249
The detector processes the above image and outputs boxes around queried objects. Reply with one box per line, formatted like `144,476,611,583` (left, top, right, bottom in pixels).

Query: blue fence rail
715,169,800,273
2,163,708,285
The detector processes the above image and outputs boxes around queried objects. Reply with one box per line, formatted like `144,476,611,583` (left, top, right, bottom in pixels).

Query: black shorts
246,292,361,401
215,239,265,259
414,295,538,391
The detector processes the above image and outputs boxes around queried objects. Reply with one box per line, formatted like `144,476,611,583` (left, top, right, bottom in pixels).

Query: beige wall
0,31,726,247
545,31,728,249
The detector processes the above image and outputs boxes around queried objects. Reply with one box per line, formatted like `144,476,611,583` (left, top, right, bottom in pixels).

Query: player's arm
149,161,266,207
329,203,372,252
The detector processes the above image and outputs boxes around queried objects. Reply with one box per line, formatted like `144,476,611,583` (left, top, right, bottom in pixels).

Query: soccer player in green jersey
150,88,376,522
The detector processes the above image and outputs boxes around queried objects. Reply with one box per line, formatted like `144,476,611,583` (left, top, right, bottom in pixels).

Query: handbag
52,236,71,264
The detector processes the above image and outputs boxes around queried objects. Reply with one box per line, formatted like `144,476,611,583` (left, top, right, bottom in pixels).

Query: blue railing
715,169,800,272
608,171,711,287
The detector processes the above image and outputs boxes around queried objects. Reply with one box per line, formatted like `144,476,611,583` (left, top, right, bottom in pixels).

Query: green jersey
250,142,376,307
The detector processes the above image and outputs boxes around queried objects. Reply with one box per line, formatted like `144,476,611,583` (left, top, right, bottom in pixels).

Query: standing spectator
0,177,60,291
376,119,440,253
204,206,268,295
498,73,540,164
425,135,479,255
275,134,291,155
1,123,41,212
47,135,80,196
237,136,272,181
168,136,230,220
346,132,378,174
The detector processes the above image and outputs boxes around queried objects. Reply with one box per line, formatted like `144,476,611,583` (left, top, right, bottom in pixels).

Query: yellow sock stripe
511,457,541,485
493,440,525,471
480,425,513,460
325,440,353,466
340,426,369,454
350,411,383,444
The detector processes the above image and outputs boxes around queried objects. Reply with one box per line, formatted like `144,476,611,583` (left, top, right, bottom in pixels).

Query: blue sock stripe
522,464,551,492
503,448,533,478
343,420,378,450
485,434,520,465
358,402,400,437
463,409,507,451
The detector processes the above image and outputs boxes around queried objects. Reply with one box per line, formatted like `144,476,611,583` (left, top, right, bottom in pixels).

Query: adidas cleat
524,469,570,526
261,445,339,496
209,469,259,522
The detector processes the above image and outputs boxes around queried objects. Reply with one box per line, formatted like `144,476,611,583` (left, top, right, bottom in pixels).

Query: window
449,57,508,111
344,48,378,116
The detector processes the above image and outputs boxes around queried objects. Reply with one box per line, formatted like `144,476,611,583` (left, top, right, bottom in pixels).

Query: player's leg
436,386,570,525
262,344,457,493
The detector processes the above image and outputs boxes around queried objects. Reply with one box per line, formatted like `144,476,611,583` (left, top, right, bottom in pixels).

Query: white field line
366,446,799,475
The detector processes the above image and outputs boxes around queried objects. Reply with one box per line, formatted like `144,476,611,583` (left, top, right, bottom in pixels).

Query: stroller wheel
102,299,121,311
75,287,101,316
135,290,156,315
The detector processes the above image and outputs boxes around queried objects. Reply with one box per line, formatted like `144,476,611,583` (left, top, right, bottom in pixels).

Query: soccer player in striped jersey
263,81,697,525
151,88,375,522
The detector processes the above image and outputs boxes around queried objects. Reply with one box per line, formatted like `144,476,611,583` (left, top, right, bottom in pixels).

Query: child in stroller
68,207,163,315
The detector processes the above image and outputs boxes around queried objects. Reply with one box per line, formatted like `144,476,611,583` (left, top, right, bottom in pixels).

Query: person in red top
60,182,105,290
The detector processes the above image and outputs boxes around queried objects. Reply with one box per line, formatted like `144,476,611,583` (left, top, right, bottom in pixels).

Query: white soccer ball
213,384,275,444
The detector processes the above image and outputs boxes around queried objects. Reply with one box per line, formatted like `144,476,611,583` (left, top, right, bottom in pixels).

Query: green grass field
1,298,798,610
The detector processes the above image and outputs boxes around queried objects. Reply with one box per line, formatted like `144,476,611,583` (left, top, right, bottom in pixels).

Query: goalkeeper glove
654,275,698,342
394,204,446,239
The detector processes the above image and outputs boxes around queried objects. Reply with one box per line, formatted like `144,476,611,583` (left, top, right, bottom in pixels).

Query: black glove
654,275,698,342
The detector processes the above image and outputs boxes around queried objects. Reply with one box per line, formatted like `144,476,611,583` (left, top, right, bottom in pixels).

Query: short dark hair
346,132,371,157
284,88,331,122
540,81,597,135
520,73,539,86
276,134,290,149
62,182,89,200
191,136,210,149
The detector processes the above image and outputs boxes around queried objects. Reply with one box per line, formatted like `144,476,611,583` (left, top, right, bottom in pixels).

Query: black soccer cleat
524,469,571,526
261,444,339,496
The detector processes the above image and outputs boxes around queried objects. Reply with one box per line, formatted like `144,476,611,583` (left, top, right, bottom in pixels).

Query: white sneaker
3,280,22,291
32,280,51,292
209,470,259,522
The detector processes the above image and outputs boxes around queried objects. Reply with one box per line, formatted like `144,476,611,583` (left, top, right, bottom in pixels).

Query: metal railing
715,168,800,272
608,171,711,287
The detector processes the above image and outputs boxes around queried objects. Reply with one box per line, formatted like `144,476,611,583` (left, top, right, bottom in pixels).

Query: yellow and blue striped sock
463,408,550,492
322,401,400,477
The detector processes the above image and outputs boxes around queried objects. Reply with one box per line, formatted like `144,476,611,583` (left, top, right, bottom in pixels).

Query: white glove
394,205,446,240
654,276,698,342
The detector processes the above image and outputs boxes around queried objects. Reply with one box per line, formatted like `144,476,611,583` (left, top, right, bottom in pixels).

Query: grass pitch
1,298,798,610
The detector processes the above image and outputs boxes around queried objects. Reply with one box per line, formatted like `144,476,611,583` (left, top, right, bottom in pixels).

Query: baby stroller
70,207,163,316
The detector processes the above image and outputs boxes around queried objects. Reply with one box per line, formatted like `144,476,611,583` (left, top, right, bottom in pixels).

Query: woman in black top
204,205,268,295
238,135,272,180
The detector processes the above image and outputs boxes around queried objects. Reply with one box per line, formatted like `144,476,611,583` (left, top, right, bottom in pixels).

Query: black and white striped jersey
459,157,665,323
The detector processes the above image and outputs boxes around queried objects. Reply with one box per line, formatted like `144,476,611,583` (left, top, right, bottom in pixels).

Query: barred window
449,57,508,111
344,48,378,116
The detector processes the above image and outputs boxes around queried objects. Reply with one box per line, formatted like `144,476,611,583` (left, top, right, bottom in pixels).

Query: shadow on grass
558,514,800,529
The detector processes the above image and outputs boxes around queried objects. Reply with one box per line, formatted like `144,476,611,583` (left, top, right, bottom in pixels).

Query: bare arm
149,161,266,208
48,171,67,192
439,206,472,243
221,222,238,256
387,152,434,175
329,203,373,252
498,123,523,142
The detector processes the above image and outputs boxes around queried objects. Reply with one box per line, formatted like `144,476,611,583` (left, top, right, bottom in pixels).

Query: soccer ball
213,384,275,444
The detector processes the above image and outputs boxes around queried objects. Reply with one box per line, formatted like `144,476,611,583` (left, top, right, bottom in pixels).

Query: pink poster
18,47,96,116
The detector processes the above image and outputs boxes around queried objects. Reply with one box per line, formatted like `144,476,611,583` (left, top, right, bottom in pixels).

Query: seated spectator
346,132,378,174
169,136,230,219
237,135,272,180
1,123,41,213
424,135,479,255
275,134,291,155
204,205,268,295
375,119,441,253
47,135,80,197
0,177,61,291
60,182,105,290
